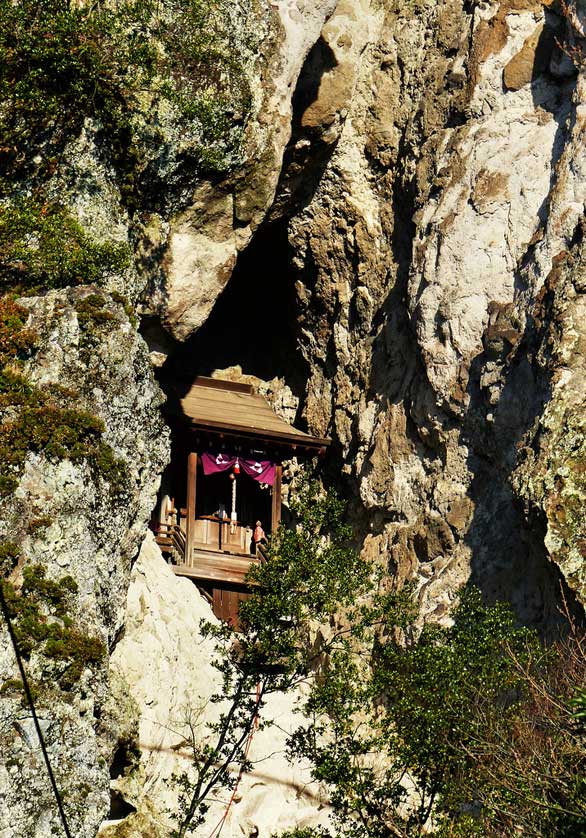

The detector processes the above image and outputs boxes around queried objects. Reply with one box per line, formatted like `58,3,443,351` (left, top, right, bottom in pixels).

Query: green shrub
0,297,36,363
0,541,20,577
0,678,23,695
0,397,129,496
110,290,138,328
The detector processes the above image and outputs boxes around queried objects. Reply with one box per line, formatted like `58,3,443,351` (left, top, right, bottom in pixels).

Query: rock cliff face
0,289,168,836
284,0,586,624
138,0,339,348
100,533,329,838
2,0,586,835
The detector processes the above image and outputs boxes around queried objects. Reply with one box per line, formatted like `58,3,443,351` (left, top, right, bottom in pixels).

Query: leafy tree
169,481,401,837
459,618,586,838
166,480,586,838
282,592,586,838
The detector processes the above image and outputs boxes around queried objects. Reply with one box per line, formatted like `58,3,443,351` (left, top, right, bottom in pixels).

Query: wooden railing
155,523,186,563
256,542,269,563
156,519,271,572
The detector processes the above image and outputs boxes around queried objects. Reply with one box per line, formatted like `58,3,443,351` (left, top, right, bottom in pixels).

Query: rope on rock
230,472,237,534
207,681,262,838
0,581,73,838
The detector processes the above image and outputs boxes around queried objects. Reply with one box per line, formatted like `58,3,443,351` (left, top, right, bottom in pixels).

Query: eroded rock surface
513,245,586,602
4,0,586,835
139,0,339,343
0,290,168,837
284,0,584,621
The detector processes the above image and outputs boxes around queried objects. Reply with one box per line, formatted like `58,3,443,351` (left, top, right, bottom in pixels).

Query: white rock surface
0,289,168,838
154,0,339,342
287,0,581,624
409,5,572,408
103,533,329,837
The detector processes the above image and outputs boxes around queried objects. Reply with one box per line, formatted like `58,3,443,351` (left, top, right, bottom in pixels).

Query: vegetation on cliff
0,296,128,497
0,556,105,694
281,590,586,838
0,0,254,202
0,0,258,498
169,482,383,837
0,200,130,295
173,483,586,838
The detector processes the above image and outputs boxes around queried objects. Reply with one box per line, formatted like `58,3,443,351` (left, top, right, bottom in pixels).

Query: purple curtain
201,452,277,486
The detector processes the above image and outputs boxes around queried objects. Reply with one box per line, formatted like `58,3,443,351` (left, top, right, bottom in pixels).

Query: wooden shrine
155,377,330,625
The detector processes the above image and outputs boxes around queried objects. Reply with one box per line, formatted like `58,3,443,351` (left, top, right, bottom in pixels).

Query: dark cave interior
159,219,308,395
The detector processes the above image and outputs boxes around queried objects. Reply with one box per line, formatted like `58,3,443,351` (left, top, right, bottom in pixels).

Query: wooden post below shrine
271,464,282,534
185,452,198,565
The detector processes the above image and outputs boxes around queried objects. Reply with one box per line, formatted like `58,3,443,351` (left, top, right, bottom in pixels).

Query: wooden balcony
170,549,258,585
155,521,268,624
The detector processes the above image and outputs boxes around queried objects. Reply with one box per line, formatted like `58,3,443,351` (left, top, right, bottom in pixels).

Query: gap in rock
269,35,339,220
108,789,137,820
160,218,308,395
152,218,311,537
110,742,137,780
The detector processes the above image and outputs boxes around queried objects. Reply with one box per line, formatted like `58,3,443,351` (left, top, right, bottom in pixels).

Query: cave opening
153,215,312,536
109,741,138,780
160,218,308,397
148,217,331,626
108,789,137,820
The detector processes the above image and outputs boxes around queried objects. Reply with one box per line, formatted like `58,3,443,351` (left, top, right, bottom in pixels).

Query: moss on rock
0,290,130,497
514,246,586,601
0,199,130,295
1,560,105,693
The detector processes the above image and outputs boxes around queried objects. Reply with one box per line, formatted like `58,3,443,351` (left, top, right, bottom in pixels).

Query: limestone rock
161,186,239,340
513,246,586,603
6,0,586,833
104,533,330,837
139,0,339,344
286,0,578,623
0,290,168,838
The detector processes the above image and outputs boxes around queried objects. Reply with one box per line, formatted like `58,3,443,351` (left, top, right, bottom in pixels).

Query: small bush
1,564,104,691
0,398,129,496
0,541,20,576
0,678,23,695
110,290,138,328
0,200,130,294
75,294,118,329
0,297,36,362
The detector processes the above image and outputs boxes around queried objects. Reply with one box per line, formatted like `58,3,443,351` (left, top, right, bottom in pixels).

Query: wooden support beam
185,452,198,565
271,464,282,534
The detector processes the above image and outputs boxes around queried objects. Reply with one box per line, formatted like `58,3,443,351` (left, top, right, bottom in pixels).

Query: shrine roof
169,377,330,452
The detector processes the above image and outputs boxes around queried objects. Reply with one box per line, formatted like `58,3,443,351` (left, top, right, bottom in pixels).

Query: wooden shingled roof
174,377,330,451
